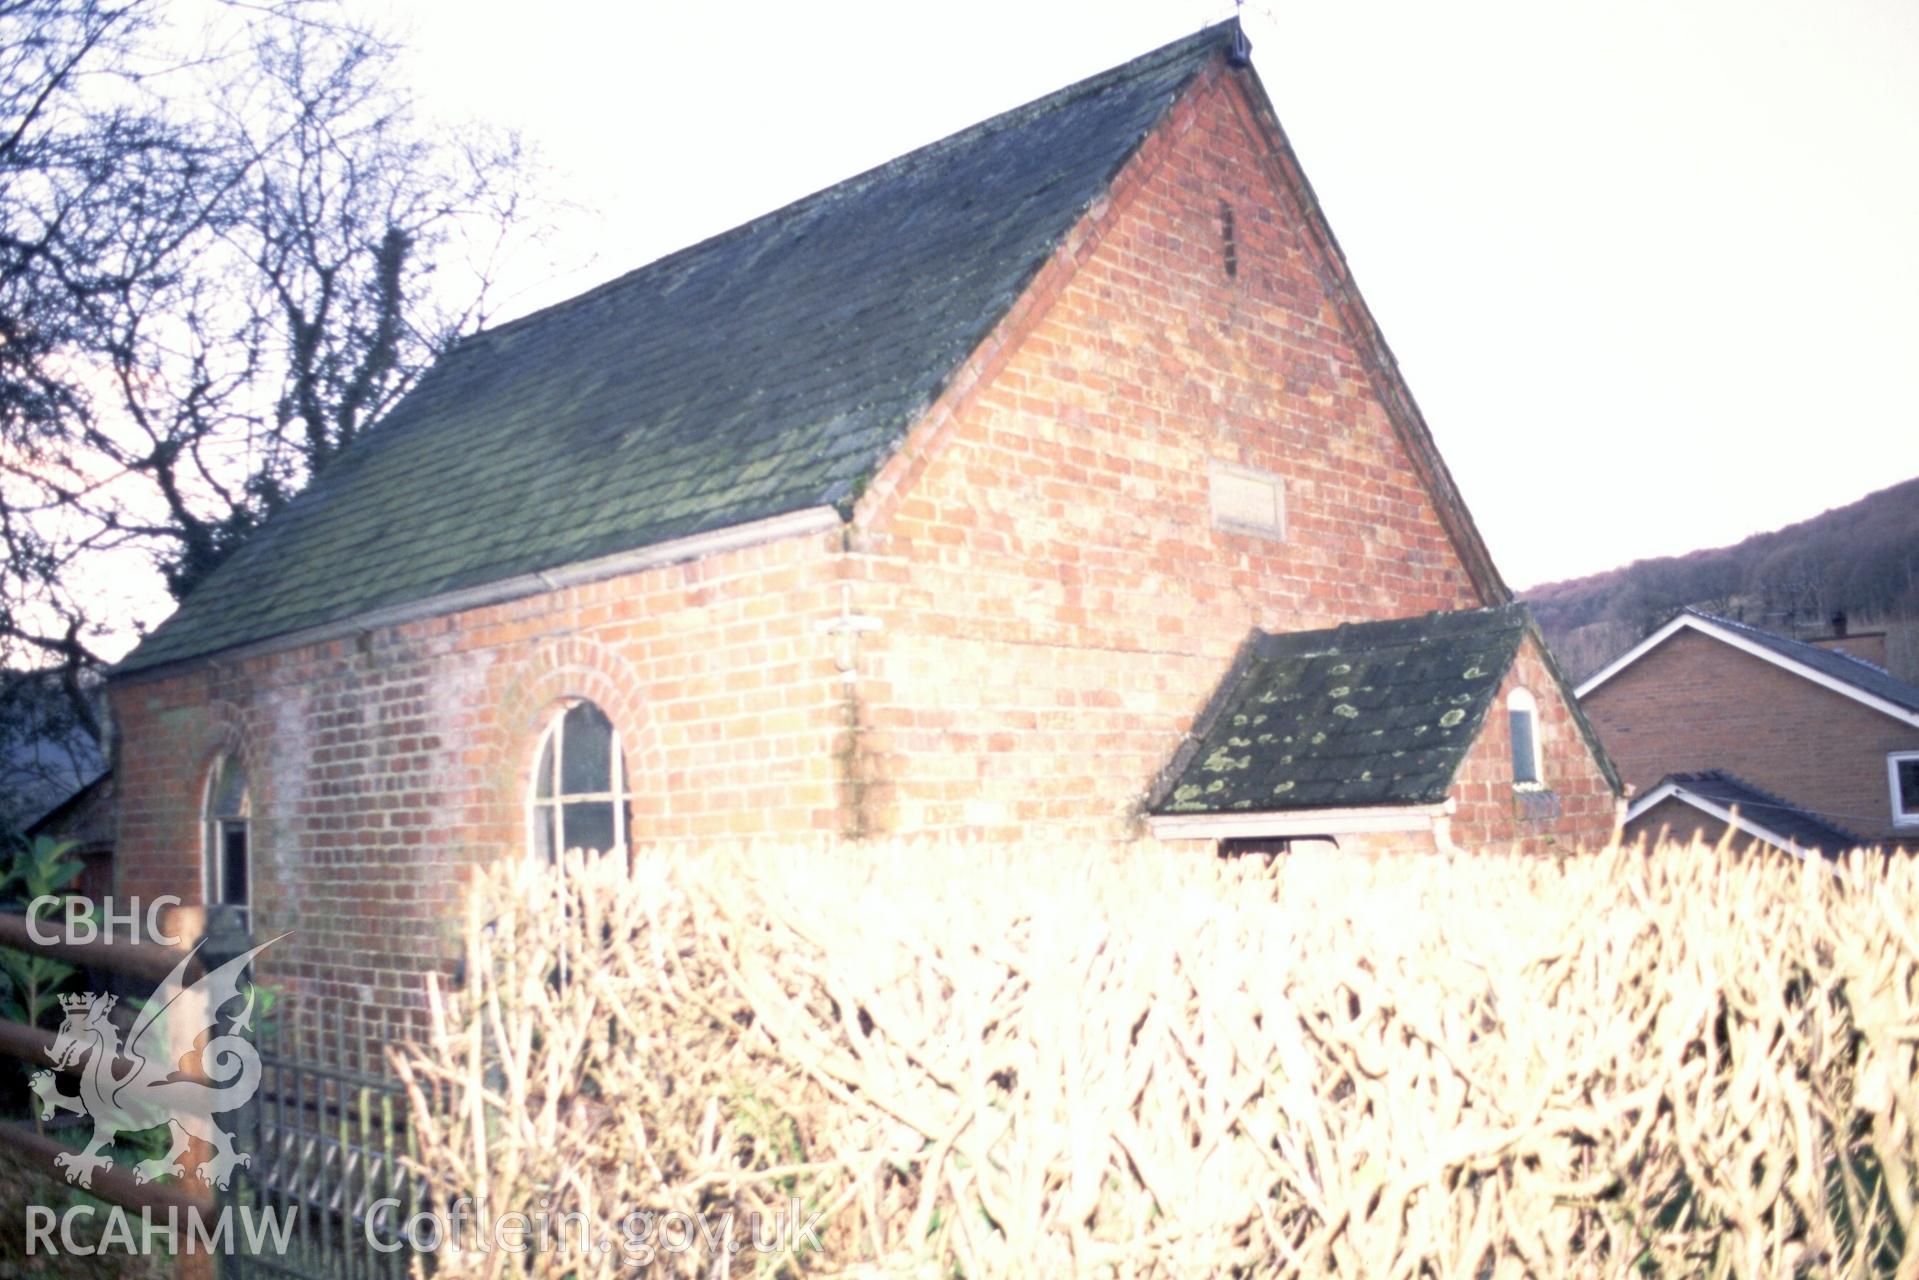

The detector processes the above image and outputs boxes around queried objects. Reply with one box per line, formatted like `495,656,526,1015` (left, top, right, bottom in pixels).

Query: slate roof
1640,769,1865,855
1,670,107,828
1683,609,1919,715
118,23,1242,674
3,733,103,829
25,770,115,853
1154,605,1545,815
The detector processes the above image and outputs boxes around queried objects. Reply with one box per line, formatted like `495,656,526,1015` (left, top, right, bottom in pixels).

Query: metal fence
224,997,427,1280
0,904,431,1280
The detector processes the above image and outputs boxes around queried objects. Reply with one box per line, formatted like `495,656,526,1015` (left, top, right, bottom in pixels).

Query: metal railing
225,997,423,1279
0,903,425,1280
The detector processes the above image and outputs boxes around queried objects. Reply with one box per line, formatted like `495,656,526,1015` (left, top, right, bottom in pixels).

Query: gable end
1213,64,1508,606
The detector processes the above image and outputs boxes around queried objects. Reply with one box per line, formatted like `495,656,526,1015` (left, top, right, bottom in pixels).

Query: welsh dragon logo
30,937,281,1191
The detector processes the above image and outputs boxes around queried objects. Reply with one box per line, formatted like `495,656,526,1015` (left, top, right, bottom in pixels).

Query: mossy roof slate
1153,605,1534,815
117,23,1238,674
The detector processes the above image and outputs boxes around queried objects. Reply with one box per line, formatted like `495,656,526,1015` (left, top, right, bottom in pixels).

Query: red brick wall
1580,626,1919,841
109,59,1624,1019
111,531,848,1013
1446,636,1621,855
846,66,1555,841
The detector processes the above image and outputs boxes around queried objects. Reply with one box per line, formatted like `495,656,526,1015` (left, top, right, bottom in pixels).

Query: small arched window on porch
1507,689,1543,788
528,701,629,861
204,754,250,922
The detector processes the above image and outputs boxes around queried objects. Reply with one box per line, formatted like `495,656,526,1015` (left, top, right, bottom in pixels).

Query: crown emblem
59,992,114,1016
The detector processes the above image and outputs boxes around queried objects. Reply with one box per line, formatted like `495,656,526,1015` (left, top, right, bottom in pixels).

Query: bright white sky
366,0,1918,591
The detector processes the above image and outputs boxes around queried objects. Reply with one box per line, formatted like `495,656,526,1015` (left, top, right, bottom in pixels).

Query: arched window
204,754,250,919
528,701,629,860
1507,689,1542,787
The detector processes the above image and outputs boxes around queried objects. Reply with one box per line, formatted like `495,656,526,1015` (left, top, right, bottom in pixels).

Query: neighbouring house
1,668,112,898
1622,771,1863,861
23,772,116,901
0,669,105,833
1579,608,1919,855
107,22,1621,1015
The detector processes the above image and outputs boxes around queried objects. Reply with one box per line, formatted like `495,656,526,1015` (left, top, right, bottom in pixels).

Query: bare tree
0,0,534,747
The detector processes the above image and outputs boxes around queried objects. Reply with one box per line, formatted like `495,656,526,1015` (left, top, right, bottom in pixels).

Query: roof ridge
1258,601,1525,652
462,21,1237,352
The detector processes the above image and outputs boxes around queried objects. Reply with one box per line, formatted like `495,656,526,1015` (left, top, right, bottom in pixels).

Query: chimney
1811,610,1887,667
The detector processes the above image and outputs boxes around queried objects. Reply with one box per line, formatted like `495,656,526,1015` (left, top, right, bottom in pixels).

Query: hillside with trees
1523,476,1919,682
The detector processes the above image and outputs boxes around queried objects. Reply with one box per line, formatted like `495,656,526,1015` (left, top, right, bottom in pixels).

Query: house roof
25,769,114,853
1577,608,1919,727
1692,611,1919,712
1627,769,1865,858
118,23,1241,675
1153,604,1548,816
3,732,103,829
1,669,106,828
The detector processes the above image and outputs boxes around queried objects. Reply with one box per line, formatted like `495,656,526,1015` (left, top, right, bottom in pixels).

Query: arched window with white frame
528,700,629,861
204,753,251,921
1507,688,1543,788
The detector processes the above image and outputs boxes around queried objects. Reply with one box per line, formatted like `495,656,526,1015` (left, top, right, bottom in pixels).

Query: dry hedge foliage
393,840,1919,1279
